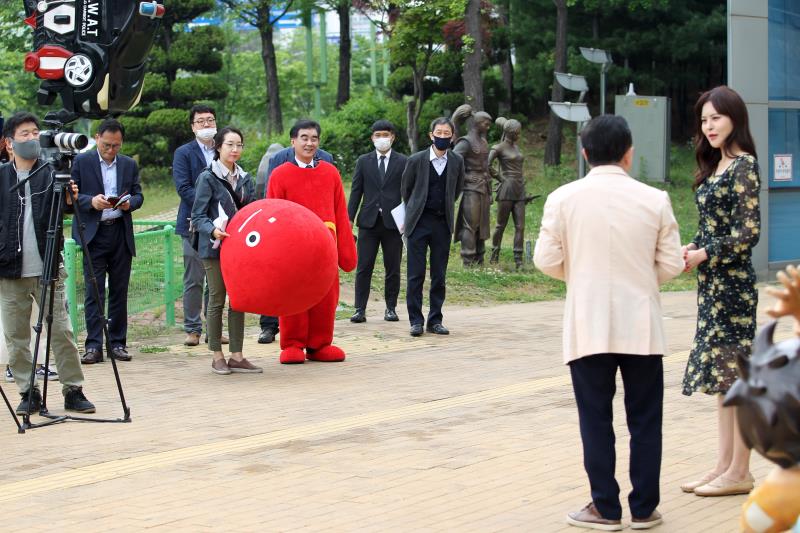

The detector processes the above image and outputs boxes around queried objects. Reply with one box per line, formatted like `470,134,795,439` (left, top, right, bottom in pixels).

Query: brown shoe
566,502,622,531
184,333,201,346
631,510,662,530
693,473,754,497
81,348,104,364
211,358,231,375
227,357,263,373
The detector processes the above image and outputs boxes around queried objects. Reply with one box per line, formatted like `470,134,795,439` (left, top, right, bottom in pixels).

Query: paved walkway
0,288,791,532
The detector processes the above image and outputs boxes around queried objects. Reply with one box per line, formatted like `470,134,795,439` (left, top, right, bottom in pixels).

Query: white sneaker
35,365,59,381
4,366,13,383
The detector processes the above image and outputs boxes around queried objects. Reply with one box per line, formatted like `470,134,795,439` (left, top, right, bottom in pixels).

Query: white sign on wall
774,154,793,182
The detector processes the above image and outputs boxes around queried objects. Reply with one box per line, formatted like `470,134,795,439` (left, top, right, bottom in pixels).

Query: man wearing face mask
0,112,96,415
173,105,226,347
347,120,408,323
401,117,465,337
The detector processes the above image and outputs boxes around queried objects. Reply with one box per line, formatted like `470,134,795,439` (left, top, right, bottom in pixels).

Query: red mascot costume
267,161,357,363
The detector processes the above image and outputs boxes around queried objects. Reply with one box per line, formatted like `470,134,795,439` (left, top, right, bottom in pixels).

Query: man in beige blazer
534,115,684,531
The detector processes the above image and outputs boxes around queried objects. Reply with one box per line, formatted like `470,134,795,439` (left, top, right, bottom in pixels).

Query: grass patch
135,181,179,221
139,345,170,353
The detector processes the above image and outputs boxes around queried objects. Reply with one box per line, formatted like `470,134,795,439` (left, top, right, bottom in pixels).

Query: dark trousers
406,212,451,326
259,314,279,331
354,221,403,310
569,354,663,521
83,221,132,351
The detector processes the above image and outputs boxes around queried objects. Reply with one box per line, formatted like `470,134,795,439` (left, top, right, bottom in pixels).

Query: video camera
21,0,165,124
19,0,165,169
39,126,89,171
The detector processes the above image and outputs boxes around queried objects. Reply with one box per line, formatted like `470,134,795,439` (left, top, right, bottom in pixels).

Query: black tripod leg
29,176,70,417
0,384,24,433
38,274,59,415
69,187,131,421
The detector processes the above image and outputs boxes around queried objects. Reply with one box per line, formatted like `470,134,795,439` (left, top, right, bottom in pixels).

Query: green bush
171,75,228,104
141,72,169,101
119,116,148,139
170,26,224,73
320,95,407,176
140,165,173,185
146,108,189,138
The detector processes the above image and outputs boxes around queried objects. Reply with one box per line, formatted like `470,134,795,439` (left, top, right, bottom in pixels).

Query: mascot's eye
246,231,261,247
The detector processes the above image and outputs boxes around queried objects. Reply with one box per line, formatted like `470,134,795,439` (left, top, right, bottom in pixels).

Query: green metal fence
62,220,184,341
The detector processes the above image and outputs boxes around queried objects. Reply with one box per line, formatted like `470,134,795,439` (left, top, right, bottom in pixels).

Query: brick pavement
0,288,792,532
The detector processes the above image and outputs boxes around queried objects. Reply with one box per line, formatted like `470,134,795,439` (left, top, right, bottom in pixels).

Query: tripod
0,162,131,432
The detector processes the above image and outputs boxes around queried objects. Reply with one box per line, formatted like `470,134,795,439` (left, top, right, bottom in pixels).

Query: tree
221,0,295,136
0,3,44,117
493,0,514,114
544,0,567,166
386,0,465,151
320,0,352,109
125,0,225,175
462,0,483,110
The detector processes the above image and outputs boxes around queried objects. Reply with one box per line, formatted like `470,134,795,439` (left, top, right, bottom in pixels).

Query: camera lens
54,132,89,151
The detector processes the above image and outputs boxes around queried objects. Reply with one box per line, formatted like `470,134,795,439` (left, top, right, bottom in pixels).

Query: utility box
614,95,671,182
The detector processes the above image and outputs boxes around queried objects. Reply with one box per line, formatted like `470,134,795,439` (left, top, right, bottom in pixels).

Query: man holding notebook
71,118,143,364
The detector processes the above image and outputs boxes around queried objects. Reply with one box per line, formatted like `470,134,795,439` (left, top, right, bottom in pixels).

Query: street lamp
579,47,612,115
552,72,591,178
554,72,588,102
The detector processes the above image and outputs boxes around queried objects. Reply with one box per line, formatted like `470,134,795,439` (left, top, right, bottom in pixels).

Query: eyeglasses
99,142,121,150
222,142,244,150
193,118,216,126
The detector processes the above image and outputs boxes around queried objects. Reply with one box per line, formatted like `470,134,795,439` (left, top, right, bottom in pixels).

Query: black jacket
347,150,408,230
400,147,465,237
0,160,73,279
71,150,143,256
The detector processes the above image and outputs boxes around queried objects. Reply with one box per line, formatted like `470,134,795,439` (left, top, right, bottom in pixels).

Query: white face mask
196,127,216,141
373,137,392,152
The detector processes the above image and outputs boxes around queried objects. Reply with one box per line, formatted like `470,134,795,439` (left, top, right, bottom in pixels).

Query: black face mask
431,136,451,150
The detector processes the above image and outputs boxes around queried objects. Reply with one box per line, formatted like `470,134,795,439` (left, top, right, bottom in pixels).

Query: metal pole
600,64,607,115
63,238,80,343
382,42,389,89
163,226,175,327
577,122,586,179
319,10,328,85
369,21,377,89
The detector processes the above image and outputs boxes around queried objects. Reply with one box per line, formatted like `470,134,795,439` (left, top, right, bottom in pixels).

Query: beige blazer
534,165,684,364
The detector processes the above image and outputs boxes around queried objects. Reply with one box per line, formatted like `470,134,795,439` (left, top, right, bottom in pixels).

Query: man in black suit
71,119,143,364
347,120,407,323
401,117,465,337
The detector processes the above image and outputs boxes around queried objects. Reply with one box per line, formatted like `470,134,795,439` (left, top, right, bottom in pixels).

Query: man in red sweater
266,120,357,363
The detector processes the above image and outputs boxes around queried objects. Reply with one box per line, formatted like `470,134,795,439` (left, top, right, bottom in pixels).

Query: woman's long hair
693,86,757,189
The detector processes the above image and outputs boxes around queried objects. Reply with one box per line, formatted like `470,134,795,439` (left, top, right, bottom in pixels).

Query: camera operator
0,112,95,415
71,119,143,364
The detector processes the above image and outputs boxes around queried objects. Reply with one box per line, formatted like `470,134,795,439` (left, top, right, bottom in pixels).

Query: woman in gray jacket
191,126,261,375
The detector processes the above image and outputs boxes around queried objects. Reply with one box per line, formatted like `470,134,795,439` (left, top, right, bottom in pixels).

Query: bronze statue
452,104,493,266
488,117,529,268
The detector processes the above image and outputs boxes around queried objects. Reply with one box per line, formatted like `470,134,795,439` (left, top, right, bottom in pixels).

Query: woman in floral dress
681,86,761,497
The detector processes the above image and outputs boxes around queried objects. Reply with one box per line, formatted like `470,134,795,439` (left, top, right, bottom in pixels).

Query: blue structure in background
767,0,800,263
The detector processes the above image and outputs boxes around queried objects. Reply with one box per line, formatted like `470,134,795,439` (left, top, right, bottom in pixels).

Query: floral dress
682,154,761,396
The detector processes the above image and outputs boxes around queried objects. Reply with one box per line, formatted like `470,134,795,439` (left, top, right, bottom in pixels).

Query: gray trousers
202,259,244,352
0,274,84,396
182,236,205,334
